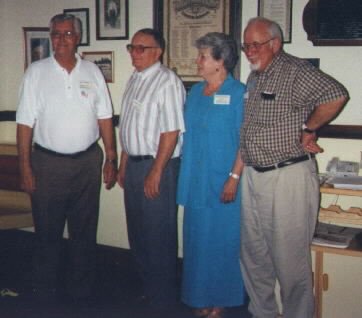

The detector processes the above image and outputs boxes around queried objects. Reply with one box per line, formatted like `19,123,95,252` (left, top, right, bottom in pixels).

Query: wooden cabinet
312,186,362,318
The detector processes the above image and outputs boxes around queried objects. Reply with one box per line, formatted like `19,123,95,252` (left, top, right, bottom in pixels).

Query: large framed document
258,0,293,43
153,0,241,88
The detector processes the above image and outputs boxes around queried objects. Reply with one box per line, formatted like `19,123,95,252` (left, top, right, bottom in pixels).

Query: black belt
34,142,97,159
252,154,315,173
128,155,154,162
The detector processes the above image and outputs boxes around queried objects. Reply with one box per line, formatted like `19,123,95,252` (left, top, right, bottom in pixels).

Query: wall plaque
303,0,362,46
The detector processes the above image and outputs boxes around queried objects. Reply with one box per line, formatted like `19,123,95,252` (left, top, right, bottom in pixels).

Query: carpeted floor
0,229,251,318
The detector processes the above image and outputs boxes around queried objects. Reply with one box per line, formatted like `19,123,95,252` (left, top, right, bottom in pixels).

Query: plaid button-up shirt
240,51,348,167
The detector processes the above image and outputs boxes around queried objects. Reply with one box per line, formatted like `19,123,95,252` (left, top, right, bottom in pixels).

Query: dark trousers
31,144,103,298
124,157,180,306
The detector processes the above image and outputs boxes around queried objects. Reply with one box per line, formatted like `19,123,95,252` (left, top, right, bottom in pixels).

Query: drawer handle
322,273,329,291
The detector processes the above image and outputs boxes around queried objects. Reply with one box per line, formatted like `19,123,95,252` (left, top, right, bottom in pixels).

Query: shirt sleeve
294,65,349,109
91,63,113,120
158,74,186,134
16,67,38,127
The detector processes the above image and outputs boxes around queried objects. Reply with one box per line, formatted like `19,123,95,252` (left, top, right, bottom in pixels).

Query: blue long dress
177,74,246,308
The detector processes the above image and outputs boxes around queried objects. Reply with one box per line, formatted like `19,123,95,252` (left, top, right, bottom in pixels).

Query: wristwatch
229,172,240,180
302,123,315,134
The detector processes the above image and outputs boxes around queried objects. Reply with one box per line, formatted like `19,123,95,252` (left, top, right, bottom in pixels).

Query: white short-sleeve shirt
16,54,113,154
119,62,185,157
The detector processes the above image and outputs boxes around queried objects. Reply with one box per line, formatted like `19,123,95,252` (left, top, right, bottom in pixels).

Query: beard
249,61,261,71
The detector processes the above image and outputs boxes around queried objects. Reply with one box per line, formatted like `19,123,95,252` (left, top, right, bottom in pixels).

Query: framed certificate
258,0,292,43
154,0,241,88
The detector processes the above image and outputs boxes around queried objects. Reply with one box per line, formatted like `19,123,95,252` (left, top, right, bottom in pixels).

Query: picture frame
303,0,362,46
63,8,90,46
153,0,241,88
82,51,114,83
23,27,51,70
96,0,129,40
258,0,292,43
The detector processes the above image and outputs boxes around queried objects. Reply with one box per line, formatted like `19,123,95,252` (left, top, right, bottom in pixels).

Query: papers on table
326,176,362,190
313,223,361,249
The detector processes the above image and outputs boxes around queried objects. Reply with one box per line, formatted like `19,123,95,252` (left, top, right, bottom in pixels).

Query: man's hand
103,161,117,190
144,168,162,199
20,166,36,194
98,118,117,190
301,132,324,154
221,177,239,203
17,124,35,194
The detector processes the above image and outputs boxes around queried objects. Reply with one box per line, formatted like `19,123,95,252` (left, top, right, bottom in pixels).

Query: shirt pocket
78,82,98,113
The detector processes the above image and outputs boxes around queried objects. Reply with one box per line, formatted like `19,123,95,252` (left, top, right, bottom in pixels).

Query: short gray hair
195,32,238,73
246,17,283,42
49,13,82,36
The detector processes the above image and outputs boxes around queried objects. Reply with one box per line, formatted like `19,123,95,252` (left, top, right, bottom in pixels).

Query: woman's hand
220,177,239,203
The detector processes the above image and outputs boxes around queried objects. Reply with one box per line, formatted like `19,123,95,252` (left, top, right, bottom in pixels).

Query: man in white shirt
118,28,185,308
16,13,117,302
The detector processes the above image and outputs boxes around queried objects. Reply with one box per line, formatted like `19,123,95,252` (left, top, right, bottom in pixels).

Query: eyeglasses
126,44,159,54
241,38,274,52
51,31,76,40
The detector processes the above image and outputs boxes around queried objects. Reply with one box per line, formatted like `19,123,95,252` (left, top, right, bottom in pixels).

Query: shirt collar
254,50,284,78
202,73,234,93
52,53,81,72
133,61,161,79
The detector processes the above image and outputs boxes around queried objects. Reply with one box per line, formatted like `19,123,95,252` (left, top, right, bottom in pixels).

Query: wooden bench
0,144,33,229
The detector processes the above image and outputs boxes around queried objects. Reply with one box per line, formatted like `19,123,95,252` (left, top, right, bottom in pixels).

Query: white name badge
214,95,230,105
80,81,93,89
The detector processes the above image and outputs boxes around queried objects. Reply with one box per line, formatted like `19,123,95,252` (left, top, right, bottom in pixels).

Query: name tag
214,95,230,105
80,81,93,89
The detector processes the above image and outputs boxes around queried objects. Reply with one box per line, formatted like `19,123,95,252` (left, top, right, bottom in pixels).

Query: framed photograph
258,0,292,43
23,27,51,70
154,0,241,87
63,8,90,46
96,0,129,40
82,51,114,83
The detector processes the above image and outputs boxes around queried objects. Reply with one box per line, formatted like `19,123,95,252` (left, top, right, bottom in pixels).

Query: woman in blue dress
177,33,246,318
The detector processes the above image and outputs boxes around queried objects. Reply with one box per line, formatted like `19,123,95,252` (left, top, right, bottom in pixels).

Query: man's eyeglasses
126,44,159,54
51,31,76,40
241,38,274,52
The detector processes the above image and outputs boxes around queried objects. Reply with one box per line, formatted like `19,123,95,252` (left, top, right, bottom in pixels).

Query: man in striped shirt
117,28,185,308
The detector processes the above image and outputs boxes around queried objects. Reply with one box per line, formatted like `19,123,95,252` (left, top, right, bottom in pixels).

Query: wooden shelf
320,184,362,197
312,242,362,257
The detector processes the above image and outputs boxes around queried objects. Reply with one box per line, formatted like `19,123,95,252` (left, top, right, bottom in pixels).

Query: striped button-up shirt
240,51,349,166
119,62,186,157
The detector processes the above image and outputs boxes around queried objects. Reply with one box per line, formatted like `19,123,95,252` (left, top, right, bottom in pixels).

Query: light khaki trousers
241,160,319,318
